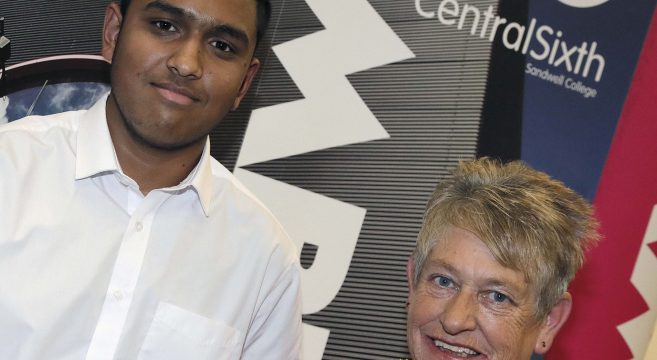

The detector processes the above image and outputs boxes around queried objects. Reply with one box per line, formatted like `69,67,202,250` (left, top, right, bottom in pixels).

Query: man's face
103,0,260,150
406,226,546,360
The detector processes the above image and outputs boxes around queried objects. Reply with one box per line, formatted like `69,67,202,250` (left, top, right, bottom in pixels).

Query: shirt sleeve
241,247,303,360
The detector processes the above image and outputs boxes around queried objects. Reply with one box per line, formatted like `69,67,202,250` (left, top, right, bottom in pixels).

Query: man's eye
211,40,234,53
433,275,453,288
153,20,176,32
487,291,509,303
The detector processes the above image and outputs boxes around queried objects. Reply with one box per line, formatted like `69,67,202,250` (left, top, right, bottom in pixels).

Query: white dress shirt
0,94,302,360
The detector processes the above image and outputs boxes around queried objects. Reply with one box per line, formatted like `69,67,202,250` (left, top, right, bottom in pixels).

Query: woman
406,158,599,359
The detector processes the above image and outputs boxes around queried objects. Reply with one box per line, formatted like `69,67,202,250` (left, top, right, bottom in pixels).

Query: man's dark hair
119,0,271,47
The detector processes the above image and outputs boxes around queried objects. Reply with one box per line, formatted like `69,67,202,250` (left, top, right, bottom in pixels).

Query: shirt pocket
137,302,242,360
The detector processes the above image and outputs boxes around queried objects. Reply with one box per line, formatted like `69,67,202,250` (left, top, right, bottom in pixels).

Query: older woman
406,158,599,359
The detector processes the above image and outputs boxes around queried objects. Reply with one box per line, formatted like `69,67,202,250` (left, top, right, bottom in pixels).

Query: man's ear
231,57,261,111
534,292,573,354
102,3,123,63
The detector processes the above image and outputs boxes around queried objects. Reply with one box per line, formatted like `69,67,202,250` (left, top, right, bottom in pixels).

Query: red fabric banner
549,7,657,359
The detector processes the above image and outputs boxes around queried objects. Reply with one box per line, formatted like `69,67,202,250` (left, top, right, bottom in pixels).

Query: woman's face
406,226,554,360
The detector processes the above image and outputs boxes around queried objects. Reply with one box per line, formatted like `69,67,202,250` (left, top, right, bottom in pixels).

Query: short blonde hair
412,158,599,320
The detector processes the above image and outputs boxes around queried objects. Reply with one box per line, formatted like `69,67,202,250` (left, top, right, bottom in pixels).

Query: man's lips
152,83,199,105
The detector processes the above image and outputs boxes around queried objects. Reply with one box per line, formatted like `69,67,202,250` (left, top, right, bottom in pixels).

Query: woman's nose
440,291,477,335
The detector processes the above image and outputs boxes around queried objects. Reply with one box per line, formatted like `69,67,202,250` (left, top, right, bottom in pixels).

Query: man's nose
167,39,203,79
440,291,477,335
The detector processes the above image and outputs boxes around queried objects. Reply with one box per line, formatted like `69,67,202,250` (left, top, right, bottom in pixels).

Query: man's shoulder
206,159,298,261
0,110,85,139
0,111,88,182
207,158,281,225
0,110,88,164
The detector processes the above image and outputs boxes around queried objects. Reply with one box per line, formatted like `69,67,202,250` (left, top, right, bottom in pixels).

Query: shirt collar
188,140,214,217
76,93,118,179
75,92,214,217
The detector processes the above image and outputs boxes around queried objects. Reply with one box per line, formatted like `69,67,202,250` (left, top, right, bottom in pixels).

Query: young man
0,0,302,359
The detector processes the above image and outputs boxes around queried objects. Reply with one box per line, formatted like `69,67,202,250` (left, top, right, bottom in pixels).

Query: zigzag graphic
233,1,414,358
618,204,657,359
236,0,414,167
235,0,415,315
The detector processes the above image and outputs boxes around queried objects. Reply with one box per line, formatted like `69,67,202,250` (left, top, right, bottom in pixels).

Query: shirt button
135,222,143,232
113,290,123,301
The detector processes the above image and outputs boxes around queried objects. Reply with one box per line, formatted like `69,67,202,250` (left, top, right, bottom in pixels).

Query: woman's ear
102,3,123,63
534,292,573,354
406,258,415,289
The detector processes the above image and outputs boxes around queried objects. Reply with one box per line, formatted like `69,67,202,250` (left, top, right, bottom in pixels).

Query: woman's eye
153,21,176,32
488,291,508,303
434,275,453,288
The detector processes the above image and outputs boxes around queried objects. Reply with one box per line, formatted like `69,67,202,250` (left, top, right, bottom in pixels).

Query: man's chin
124,120,204,152
133,135,202,152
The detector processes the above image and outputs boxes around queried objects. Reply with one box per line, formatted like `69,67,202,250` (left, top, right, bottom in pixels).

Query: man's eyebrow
144,0,251,46
208,25,249,46
145,0,187,19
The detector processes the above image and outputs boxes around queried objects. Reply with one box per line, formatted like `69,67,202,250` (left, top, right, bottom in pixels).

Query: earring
542,341,546,348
